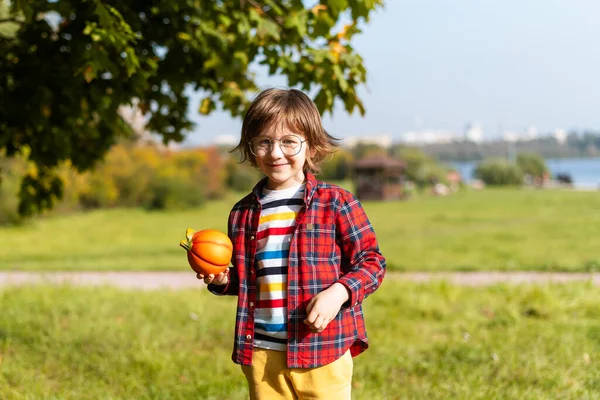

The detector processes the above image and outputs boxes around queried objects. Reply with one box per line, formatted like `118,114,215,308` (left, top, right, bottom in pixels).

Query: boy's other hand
197,268,229,285
304,283,350,333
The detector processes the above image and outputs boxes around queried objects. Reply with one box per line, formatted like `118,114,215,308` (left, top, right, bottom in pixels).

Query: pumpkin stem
185,228,196,241
179,239,190,251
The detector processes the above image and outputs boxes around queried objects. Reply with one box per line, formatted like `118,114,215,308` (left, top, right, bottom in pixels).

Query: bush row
0,144,263,225
474,153,549,186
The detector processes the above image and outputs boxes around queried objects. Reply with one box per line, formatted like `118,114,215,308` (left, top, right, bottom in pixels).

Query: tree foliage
1,0,382,215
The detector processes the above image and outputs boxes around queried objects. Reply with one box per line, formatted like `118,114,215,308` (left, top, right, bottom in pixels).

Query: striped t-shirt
253,183,305,351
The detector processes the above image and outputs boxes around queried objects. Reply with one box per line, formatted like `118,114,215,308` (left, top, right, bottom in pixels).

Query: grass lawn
0,188,599,272
0,281,599,399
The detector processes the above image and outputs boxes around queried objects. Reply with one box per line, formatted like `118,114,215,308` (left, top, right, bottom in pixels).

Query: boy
198,88,386,399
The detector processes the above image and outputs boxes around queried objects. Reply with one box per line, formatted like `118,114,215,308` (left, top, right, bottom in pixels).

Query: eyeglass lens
250,135,303,156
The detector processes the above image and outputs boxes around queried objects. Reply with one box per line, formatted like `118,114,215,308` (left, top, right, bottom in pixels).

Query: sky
182,0,600,146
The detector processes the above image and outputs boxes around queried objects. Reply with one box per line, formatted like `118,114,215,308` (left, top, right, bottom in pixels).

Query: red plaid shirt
209,173,386,368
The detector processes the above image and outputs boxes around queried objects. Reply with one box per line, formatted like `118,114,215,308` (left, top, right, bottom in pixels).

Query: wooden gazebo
353,155,407,201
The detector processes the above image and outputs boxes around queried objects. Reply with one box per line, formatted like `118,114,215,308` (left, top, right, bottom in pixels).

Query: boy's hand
197,268,229,285
304,283,350,333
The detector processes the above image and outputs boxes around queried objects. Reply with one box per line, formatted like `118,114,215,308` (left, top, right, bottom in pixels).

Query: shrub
516,152,548,179
78,173,120,209
0,156,26,225
2,143,229,219
474,158,524,185
78,145,215,210
144,175,205,210
392,146,448,188
225,154,262,192
320,149,353,181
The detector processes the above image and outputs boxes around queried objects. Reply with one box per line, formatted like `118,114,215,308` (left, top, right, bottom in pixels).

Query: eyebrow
253,133,303,139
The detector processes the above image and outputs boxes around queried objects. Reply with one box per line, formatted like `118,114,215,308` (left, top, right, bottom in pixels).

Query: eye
254,138,270,146
282,136,300,146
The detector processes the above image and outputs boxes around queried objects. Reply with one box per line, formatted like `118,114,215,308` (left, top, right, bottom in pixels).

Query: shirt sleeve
207,266,237,295
208,210,239,296
334,190,386,307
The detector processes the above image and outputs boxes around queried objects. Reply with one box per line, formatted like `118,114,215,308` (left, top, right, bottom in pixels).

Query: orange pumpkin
179,228,232,275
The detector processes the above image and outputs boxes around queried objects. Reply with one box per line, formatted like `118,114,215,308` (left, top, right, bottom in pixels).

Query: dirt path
0,271,598,290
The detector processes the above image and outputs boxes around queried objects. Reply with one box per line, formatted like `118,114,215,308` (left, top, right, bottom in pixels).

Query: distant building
503,131,519,142
343,135,393,149
552,129,567,144
502,126,539,142
400,129,459,146
464,123,484,143
524,126,539,140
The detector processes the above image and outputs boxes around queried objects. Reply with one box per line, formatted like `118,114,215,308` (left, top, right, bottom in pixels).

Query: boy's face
252,127,311,190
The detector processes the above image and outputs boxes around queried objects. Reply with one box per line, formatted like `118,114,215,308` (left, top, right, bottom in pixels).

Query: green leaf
328,0,348,15
13,0,33,22
334,65,349,92
198,98,216,115
82,65,97,83
83,23,95,36
218,14,232,27
233,51,248,66
257,18,280,41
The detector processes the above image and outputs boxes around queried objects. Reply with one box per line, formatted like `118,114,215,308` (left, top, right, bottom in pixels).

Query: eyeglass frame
248,134,307,157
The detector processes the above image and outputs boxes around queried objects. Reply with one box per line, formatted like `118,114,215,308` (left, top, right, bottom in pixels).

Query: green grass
370,188,600,272
0,188,599,271
1,282,599,399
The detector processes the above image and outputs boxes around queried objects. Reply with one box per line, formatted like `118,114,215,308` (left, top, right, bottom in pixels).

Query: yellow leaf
177,32,192,41
198,98,213,115
329,42,345,62
41,105,51,117
83,66,95,83
330,41,345,55
336,24,352,40
311,4,328,14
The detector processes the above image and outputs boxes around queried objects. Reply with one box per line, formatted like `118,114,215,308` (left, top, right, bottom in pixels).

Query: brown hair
232,88,339,174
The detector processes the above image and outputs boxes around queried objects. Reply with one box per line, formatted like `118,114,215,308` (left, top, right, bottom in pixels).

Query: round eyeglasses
248,135,307,157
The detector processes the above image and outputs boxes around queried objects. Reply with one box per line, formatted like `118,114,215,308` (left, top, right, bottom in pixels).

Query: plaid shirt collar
250,172,318,205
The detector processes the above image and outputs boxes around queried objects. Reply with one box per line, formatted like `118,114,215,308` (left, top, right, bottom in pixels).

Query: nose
268,140,284,157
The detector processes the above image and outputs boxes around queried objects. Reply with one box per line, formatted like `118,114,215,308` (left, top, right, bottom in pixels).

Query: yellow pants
241,348,353,400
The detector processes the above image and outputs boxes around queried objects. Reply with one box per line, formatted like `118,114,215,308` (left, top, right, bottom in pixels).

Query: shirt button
249,302,254,307
246,334,252,340
250,270,255,275
250,235,255,240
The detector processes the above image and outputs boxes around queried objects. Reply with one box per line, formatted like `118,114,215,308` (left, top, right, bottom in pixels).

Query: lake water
449,157,600,189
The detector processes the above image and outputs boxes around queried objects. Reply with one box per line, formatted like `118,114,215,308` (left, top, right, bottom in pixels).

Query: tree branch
245,0,284,26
